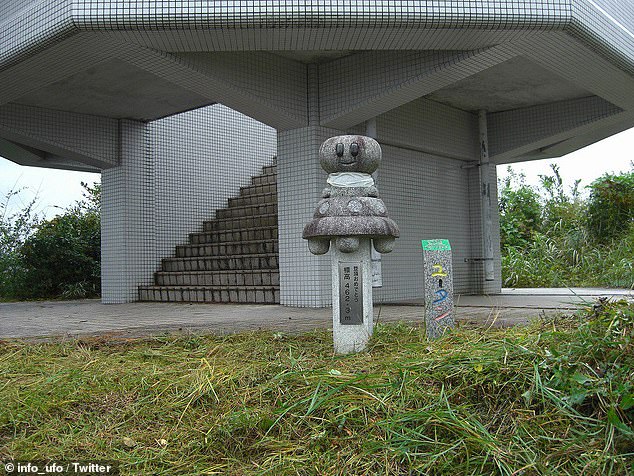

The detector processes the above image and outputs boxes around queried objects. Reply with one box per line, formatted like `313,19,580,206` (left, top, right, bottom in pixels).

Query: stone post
303,135,399,353
421,239,455,338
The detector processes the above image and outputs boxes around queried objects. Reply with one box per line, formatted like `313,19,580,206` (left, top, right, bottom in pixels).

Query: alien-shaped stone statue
303,135,399,255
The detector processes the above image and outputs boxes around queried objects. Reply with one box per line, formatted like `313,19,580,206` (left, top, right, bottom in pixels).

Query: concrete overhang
0,1,633,169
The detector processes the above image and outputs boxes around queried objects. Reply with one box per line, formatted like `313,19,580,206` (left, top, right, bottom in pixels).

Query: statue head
319,135,381,174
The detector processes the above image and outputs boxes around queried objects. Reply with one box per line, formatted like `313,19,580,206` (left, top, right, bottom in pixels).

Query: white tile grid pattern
488,95,623,158
468,165,502,295
71,1,571,31
570,0,634,75
277,126,342,307
0,103,119,168
0,0,73,68
374,145,476,301
0,1,39,21
101,120,155,303
150,104,276,267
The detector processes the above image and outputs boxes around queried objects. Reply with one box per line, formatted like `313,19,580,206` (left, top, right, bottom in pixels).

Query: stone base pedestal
331,239,374,353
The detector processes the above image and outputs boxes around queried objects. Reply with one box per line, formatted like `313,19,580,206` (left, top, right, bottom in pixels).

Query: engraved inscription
339,261,363,325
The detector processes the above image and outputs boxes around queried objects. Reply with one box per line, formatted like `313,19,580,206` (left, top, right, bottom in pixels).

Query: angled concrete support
0,104,119,170
488,96,623,163
0,34,117,106
319,47,517,130
120,46,308,130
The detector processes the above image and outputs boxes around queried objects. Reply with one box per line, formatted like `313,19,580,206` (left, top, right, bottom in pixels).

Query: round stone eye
336,143,344,157
350,143,359,156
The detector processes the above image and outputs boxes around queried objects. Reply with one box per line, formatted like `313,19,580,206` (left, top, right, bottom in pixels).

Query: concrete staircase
138,161,280,303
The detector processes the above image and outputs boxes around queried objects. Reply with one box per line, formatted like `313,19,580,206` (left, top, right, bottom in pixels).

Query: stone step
202,213,277,232
162,253,278,272
228,192,277,208
216,203,277,219
155,269,279,287
139,286,280,304
251,172,276,186
239,183,277,197
175,239,278,258
261,164,277,175
189,226,278,245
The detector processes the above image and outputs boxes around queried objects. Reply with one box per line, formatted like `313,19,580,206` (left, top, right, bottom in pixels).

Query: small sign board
339,261,363,325
421,239,454,339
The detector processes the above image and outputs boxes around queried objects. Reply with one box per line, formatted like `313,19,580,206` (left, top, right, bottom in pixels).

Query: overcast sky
1,127,633,220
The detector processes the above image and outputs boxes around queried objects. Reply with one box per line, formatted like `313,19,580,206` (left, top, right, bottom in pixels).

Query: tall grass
503,223,634,289
500,164,634,289
2,302,633,475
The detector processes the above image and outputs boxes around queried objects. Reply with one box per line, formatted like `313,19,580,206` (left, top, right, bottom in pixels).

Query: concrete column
101,120,156,303
277,126,343,307
468,163,502,295
478,110,495,282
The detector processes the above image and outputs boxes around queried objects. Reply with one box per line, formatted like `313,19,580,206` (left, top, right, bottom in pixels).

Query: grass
1,302,633,475
502,222,634,290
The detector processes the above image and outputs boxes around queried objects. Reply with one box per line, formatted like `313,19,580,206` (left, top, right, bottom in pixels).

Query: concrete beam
514,33,634,111
0,104,119,171
319,47,517,130
0,138,100,172
514,110,634,163
0,33,117,107
488,96,623,163
119,46,308,130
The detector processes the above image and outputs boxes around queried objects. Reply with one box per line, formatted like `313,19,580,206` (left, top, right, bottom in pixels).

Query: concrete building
1,1,633,307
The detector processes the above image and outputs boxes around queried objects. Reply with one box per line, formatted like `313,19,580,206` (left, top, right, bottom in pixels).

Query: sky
1,127,633,220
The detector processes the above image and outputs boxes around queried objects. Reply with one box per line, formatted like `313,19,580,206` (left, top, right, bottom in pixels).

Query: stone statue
303,135,399,255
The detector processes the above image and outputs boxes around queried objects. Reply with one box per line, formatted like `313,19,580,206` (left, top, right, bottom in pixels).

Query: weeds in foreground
1,302,633,475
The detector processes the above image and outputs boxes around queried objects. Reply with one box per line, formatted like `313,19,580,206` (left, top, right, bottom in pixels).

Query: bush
587,170,634,243
21,210,101,299
0,189,40,300
500,165,634,289
498,168,542,248
0,182,101,300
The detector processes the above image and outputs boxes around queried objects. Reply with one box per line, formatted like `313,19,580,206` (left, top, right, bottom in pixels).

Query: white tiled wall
277,126,342,307
150,104,276,266
101,104,276,303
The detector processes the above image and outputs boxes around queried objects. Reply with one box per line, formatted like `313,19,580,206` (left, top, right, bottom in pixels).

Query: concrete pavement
0,288,631,340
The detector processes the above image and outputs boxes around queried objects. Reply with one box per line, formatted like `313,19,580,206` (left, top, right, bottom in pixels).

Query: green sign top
421,239,451,251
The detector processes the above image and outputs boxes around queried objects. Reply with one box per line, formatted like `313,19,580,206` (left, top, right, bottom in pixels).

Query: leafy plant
0,182,101,300
587,170,634,243
500,165,634,289
0,188,40,300
498,167,542,248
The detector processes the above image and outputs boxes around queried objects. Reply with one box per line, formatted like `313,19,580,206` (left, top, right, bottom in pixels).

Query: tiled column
277,126,343,307
468,165,502,294
101,120,157,303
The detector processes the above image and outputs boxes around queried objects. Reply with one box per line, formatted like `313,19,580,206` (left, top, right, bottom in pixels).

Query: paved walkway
0,288,631,340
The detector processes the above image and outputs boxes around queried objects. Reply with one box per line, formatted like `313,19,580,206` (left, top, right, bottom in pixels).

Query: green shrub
500,165,634,289
498,167,542,248
587,171,634,243
20,210,101,299
0,189,40,300
0,182,101,300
